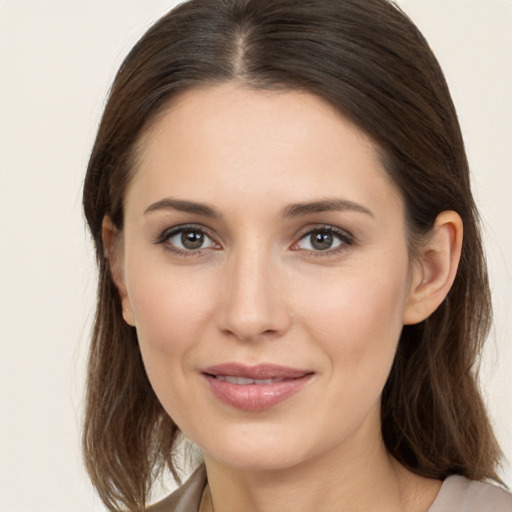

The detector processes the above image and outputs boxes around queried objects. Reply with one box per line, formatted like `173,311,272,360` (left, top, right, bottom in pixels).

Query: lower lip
203,374,313,412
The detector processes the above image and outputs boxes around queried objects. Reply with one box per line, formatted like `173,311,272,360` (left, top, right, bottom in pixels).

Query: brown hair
82,0,503,510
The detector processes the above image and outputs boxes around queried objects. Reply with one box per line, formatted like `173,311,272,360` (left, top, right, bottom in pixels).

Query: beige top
148,466,512,512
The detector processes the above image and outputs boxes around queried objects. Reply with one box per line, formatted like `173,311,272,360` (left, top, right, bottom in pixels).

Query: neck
202,429,440,512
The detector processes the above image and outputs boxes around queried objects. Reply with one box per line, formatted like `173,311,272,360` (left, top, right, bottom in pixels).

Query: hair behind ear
382,208,502,483
82,237,181,511
101,216,136,326
403,211,463,326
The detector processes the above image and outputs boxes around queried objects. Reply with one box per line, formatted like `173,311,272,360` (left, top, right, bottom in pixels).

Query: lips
201,363,314,412
215,375,285,385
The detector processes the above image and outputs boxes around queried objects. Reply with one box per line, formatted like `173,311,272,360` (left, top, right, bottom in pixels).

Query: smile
202,363,314,411
214,376,285,385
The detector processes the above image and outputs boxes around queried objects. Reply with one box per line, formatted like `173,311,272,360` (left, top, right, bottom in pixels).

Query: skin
104,83,463,512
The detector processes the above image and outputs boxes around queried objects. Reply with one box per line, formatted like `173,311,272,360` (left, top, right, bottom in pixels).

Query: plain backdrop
0,0,510,510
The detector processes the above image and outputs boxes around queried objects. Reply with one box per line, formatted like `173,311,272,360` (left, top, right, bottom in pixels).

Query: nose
216,245,292,342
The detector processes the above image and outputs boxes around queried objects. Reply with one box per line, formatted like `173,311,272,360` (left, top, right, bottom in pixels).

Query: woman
82,0,512,511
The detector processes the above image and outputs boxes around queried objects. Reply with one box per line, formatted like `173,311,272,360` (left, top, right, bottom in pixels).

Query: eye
156,225,219,253
293,227,353,253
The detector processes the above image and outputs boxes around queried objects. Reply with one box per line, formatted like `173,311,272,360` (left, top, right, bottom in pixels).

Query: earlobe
403,211,463,325
101,216,136,327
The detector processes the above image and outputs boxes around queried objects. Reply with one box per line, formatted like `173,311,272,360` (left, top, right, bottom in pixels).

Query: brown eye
294,227,353,253
159,226,218,252
181,230,205,250
310,231,334,251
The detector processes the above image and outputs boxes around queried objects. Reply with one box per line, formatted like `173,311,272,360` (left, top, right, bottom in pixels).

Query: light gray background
0,1,510,510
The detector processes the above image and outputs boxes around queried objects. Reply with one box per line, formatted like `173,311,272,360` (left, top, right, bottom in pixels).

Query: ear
102,216,136,327
403,211,463,325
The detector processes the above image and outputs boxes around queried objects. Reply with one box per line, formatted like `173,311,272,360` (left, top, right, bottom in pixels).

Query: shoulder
147,466,207,512
429,475,512,512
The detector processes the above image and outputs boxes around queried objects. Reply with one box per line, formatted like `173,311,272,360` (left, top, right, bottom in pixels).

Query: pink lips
202,363,314,412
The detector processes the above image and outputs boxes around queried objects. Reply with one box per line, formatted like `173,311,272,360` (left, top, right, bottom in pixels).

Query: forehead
126,83,403,222
137,83,375,165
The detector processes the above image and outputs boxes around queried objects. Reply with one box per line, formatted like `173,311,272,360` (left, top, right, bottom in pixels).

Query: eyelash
153,224,354,257
153,224,220,257
292,225,354,256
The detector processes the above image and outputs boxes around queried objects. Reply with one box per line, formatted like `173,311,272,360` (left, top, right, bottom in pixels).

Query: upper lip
202,363,313,380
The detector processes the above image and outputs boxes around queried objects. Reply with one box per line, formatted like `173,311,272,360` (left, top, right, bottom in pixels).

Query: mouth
214,375,287,385
201,363,314,412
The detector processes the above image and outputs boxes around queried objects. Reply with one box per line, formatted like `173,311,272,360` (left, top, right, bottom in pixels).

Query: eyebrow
144,198,221,218
282,199,373,218
144,197,373,219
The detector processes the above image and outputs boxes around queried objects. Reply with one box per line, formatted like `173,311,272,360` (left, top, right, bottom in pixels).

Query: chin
206,447,306,473
194,423,302,471
197,421,328,473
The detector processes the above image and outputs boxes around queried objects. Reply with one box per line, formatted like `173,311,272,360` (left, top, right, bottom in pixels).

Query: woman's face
115,83,421,472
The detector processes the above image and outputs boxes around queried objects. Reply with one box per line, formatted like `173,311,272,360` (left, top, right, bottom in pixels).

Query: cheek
130,278,199,351
288,263,410,448
296,261,410,381
123,257,217,395
125,247,215,339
